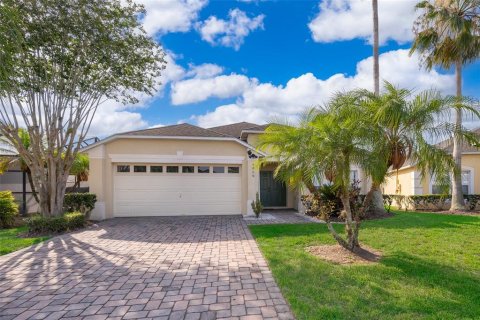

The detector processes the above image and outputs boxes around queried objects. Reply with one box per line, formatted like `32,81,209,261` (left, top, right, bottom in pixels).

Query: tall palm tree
258,92,385,252
410,0,480,211
372,0,380,95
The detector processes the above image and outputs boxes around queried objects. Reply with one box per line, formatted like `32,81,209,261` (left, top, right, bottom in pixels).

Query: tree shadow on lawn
266,246,480,319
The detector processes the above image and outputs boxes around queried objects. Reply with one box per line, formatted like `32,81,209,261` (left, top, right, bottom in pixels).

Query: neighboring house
82,122,302,220
0,136,91,214
382,129,480,196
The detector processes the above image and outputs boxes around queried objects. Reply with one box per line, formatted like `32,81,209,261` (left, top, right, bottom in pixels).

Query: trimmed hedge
26,212,86,234
0,191,19,228
387,194,480,211
63,193,96,218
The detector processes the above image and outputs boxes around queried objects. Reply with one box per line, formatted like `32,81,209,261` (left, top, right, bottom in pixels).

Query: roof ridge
208,121,258,129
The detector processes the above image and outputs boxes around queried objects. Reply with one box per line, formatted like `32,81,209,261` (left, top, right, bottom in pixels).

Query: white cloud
139,0,208,36
308,0,417,44
186,63,224,78
171,73,256,105
193,49,456,127
88,101,147,137
197,8,265,50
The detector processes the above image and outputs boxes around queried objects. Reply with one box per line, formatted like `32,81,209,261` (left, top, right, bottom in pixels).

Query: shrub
251,192,263,218
465,195,480,210
64,193,96,219
385,194,480,211
383,195,393,213
0,191,19,228
26,212,86,234
64,212,86,229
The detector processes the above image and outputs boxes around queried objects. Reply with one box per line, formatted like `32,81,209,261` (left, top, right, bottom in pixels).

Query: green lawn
0,226,49,255
249,211,480,320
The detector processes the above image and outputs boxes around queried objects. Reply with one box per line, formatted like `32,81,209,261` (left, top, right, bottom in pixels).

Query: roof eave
80,134,267,157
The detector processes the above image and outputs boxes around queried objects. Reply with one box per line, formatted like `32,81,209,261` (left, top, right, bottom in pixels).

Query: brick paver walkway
244,211,320,225
0,216,294,320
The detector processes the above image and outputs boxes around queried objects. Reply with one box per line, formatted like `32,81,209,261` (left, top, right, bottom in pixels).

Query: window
150,166,163,173
462,170,471,195
431,174,451,194
117,165,130,173
182,166,194,173
213,166,225,173
228,166,239,174
134,165,147,173
198,166,210,173
166,166,179,173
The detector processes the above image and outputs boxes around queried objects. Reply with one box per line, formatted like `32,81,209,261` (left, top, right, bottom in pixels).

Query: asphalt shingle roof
122,123,228,138
208,122,260,138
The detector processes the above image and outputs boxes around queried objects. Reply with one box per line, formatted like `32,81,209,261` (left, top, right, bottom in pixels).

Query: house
0,136,91,214
82,122,302,220
382,129,480,196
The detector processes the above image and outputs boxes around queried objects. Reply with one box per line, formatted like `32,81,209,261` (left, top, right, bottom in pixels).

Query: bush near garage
26,212,86,234
0,191,19,229
63,193,96,219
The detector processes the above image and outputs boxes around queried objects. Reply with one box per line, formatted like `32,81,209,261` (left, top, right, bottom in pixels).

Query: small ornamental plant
251,192,264,218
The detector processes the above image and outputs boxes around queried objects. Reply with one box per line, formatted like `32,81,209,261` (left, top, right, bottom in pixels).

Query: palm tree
258,92,385,252
372,0,380,95
410,0,480,211
70,153,89,190
360,82,479,200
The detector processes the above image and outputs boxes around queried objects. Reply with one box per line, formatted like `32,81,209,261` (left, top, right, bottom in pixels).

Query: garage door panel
113,168,242,216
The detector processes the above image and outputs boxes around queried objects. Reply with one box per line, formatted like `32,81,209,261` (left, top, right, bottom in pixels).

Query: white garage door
113,164,242,216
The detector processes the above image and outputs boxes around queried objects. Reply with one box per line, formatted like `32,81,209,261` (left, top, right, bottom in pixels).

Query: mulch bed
306,244,383,265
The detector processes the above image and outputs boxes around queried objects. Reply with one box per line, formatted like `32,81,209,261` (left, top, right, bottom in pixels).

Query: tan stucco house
382,129,480,196
83,122,301,220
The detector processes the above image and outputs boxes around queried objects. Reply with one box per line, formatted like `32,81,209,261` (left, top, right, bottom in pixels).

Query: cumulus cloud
139,0,208,36
185,63,224,78
308,0,417,44
171,74,256,105
88,101,147,137
197,8,265,50
193,49,455,127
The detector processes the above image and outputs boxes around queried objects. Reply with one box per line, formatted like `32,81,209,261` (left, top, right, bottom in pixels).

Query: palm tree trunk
372,0,380,95
450,60,465,211
365,0,385,215
340,191,359,250
364,181,386,216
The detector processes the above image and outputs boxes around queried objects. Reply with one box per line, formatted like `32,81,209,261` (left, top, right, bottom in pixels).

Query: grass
0,225,49,255
249,211,480,320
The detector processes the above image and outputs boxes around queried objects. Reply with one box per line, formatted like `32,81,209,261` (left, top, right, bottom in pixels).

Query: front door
260,171,286,207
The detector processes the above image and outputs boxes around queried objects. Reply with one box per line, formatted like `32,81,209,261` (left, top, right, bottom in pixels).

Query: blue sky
90,0,479,137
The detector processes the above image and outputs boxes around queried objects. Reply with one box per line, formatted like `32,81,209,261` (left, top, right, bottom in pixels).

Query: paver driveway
0,216,294,320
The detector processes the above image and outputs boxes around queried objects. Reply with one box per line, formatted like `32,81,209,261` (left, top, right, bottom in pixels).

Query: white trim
81,134,266,156
109,154,245,164
463,166,475,194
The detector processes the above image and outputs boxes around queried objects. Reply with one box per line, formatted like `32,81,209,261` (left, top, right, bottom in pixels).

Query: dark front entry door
260,171,286,207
